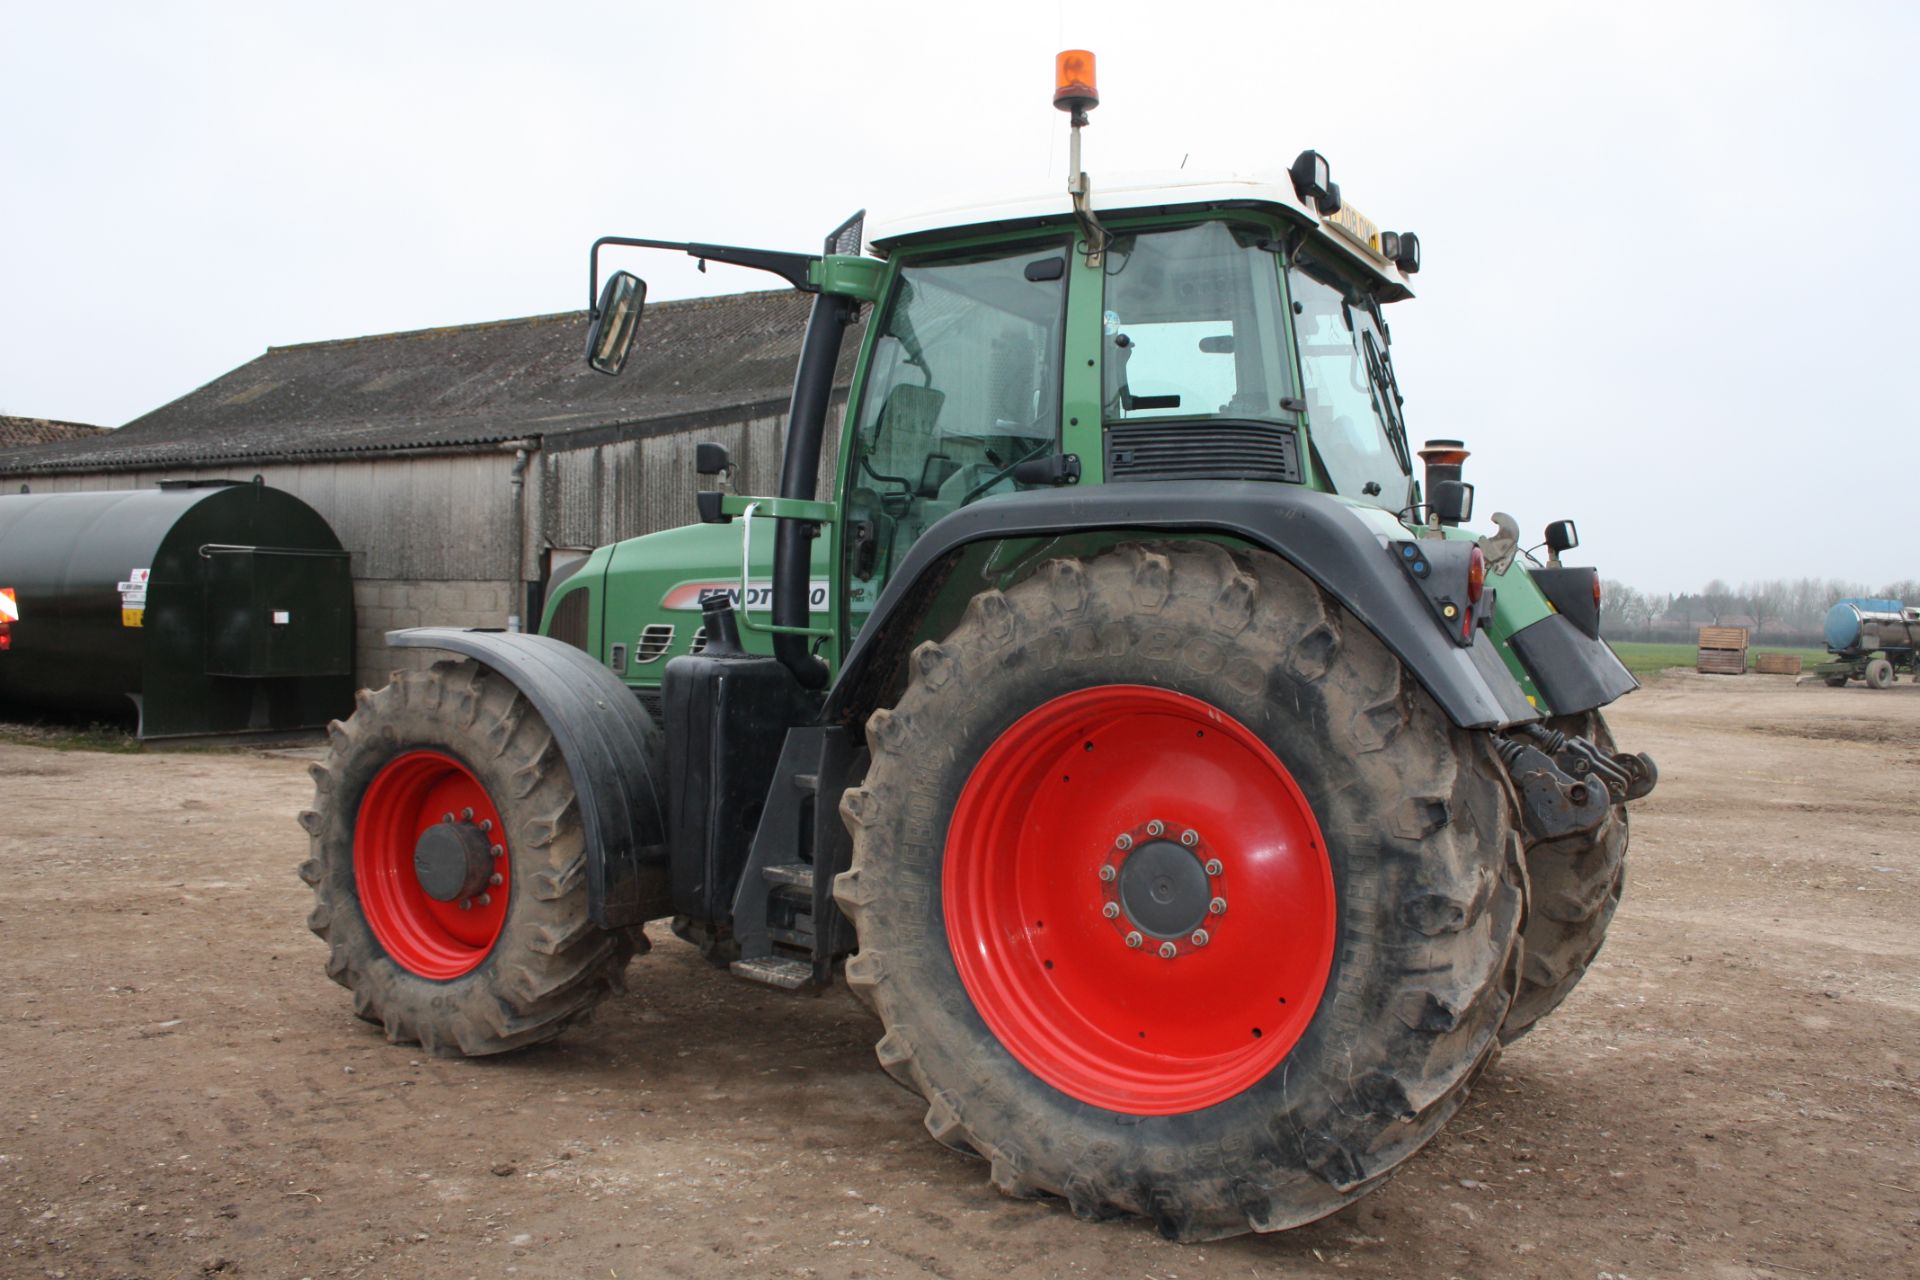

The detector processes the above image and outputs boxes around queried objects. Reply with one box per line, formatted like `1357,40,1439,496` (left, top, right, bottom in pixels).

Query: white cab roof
867,169,1415,300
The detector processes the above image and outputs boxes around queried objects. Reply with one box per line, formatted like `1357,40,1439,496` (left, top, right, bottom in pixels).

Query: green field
1606,641,1829,678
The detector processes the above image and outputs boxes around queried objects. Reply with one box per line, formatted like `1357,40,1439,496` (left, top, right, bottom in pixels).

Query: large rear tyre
1499,711,1628,1043
299,659,636,1056
835,543,1524,1239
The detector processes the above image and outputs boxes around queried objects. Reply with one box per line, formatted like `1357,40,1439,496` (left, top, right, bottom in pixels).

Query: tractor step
729,955,814,991
762,862,813,888
727,725,857,995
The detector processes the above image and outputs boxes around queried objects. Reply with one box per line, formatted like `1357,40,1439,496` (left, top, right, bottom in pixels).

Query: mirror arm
589,236,818,312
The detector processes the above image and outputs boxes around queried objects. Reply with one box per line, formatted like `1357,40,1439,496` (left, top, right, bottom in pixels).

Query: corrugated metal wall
1,402,843,595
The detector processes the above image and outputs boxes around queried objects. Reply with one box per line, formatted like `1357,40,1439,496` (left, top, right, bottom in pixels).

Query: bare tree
1700,579,1739,626
1599,580,1645,638
1745,579,1786,638
1878,579,1920,605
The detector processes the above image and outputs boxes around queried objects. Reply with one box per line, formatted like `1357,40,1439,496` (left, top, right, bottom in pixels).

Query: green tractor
299,52,1657,1239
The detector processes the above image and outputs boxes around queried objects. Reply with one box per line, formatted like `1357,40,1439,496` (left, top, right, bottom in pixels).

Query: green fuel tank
0,479,355,738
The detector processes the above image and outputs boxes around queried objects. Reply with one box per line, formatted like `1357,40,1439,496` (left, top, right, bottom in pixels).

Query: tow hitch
1498,723,1658,844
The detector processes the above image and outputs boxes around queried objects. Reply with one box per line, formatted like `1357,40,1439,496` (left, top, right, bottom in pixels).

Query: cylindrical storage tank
0,479,355,738
1824,599,1920,657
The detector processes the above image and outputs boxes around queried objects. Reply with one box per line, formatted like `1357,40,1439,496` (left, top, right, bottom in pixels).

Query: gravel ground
1,670,1915,1279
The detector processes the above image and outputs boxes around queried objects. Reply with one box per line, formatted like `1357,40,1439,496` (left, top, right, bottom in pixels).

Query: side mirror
1545,519,1579,555
695,442,733,476
1430,479,1475,525
585,271,646,375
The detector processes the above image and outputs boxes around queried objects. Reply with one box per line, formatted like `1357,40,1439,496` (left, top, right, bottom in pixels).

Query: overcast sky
3,2,1914,593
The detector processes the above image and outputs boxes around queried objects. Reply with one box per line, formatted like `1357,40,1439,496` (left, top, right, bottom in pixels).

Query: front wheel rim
943,684,1337,1115
354,749,511,979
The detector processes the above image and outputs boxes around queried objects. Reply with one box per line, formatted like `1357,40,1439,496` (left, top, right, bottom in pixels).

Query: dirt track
2,671,1916,1279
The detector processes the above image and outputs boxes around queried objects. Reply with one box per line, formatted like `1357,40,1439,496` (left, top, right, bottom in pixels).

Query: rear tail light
1592,571,1602,607
1467,546,1486,604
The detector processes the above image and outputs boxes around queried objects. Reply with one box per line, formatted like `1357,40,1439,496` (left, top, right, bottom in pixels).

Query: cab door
837,238,1073,639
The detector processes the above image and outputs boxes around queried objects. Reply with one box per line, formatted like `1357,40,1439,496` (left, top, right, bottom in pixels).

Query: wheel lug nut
476,893,491,907
1098,864,1117,882
442,812,456,824
1203,858,1224,876
1146,819,1164,836
1180,829,1198,847
1115,833,1133,851
489,873,504,887
480,819,493,833
1191,929,1210,947
1158,941,1178,959
1102,902,1120,919
1209,896,1227,915
459,899,472,911
490,844,504,859
1124,931,1143,949
461,807,474,821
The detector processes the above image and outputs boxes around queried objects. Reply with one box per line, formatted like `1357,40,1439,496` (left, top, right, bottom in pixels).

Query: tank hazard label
660,579,831,612
0,587,15,650
118,569,149,627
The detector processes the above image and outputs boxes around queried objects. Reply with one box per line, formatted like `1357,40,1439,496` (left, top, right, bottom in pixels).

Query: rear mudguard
825,481,1542,731
388,628,668,928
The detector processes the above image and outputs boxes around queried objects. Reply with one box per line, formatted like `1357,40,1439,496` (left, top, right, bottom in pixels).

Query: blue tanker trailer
1816,598,1920,688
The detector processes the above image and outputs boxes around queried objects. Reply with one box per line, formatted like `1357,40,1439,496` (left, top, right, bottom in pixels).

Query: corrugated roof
0,416,108,449
0,291,861,475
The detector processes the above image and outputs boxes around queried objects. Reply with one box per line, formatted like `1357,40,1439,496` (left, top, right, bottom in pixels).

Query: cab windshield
1101,221,1296,423
1288,264,1412,507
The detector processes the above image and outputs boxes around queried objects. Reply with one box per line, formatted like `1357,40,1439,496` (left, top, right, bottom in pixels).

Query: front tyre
299,659,636,1056
835,543,1524,1239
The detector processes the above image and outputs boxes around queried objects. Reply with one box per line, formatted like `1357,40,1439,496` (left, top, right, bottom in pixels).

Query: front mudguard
388,628,668,928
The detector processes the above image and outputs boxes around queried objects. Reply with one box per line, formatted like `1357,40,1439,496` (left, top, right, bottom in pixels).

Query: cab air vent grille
1105,421,1302,485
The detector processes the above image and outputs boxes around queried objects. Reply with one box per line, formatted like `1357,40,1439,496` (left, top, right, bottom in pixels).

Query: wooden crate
1697,625,1749,675
1754,652,1803,675
1697,648,1748,674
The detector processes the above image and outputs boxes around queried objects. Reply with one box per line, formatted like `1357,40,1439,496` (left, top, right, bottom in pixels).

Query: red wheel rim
944,685,1336,1115
354,749,510,979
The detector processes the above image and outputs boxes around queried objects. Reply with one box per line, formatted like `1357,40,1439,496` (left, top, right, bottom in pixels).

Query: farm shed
0,292,860,695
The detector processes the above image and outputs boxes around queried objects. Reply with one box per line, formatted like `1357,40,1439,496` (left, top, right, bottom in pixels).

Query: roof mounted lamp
1289,150,1342,215
1380,230,1422,275
1055,50,1109,268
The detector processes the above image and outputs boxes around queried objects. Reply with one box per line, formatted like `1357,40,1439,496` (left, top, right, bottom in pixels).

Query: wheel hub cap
1118,839,1207,937
413,819,494,903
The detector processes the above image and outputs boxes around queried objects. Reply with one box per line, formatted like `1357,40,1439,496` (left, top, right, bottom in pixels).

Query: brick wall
351,578,514,693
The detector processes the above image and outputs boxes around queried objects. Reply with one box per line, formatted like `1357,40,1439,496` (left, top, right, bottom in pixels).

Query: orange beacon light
1054,50,1098,114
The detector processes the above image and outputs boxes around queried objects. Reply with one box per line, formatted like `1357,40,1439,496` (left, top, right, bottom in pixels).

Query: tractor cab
843,171,1424,635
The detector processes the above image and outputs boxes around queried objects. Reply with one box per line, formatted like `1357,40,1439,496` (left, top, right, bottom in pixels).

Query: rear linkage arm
1494,724,1658,845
